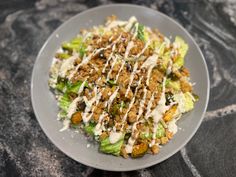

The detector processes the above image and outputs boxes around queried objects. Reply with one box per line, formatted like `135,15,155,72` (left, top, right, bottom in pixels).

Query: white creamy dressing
149,77,173,147
144,93,155,119
141,54,159,86
49,58,62,88
125,122,138,153
124,16,137,32
141,54,158,68
132,23,138,40
78,79,87,95
102,45,116,73
107,87,119,111
67,48,102,80
171,41,180,58
102,35,121,73
106,20,127,30
59,54,79,78
174,92,186,114
56,47,64,53
81,87,101,123
67,97,82,118
166,60,173,75
187,92,196,102
86,45,92,52
136,40,151,58
125,41,134,59
167,119,178,134
106,55,118,80
125,62,139,97
59,119,70,132
109,131,123,144
122,77,143,126
108,36,113,42
137,87,147,120
83,32,92,42
164,37,171,48
146,66,154,86
115,60,125,82
94,112,107,136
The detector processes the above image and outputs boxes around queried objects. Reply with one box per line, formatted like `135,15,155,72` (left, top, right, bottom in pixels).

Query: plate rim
31,3,210,171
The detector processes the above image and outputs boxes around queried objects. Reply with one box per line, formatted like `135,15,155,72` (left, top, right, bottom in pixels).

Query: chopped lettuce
120,101,126,109
58,110,67,120
55,80,67,92
137,24,145,41
66,81,83,93
166,79,181,91
55,53,71,60
173,36,189,69
174,92,194,113
79,43,86,58
56,79,88,94
62,36,86,57
140,123,165,139
158,43,170,70
107,80,117,86
99,134,124,156
57,80,88,113
84,122,96,135
156,123,165,138
184,92,194,112
137,23,149,42
70,36,83,44
58,93,71,112
158,43,167,56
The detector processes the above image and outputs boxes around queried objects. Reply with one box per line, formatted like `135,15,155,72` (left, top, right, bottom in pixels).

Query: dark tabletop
0,0,236,177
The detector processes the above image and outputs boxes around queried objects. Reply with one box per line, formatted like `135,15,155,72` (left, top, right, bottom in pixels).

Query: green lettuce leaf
84,122,96,135
62,36,86,57
140,123,165,139
58,93,71,112
173,36,189,69
156,123,165,138
184,92,194,112
99,134,124,156
166,79,181,91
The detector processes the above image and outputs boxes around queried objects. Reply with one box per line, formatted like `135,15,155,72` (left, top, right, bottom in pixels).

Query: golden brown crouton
151,144,159,154
131,142,148,158
71,112,82,125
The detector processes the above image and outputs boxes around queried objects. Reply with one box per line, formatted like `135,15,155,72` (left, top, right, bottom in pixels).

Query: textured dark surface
0,0,236,176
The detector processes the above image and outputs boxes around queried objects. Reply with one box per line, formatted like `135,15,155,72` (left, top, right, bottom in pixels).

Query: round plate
31,4,210,171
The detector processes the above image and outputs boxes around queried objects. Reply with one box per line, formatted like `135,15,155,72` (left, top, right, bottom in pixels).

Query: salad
49,16,198,158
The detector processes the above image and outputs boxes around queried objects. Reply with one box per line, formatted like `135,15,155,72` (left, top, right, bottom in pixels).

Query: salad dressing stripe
115,60,125,82
114,40,134,82
106,55,118,81
125,62,139,97
107,87,119,111
121,77,143,128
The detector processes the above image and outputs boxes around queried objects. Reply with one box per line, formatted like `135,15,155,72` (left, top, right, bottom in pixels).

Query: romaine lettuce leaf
58,93,71,112
84,122,96,135
173,36,189,69
99,134,124,156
